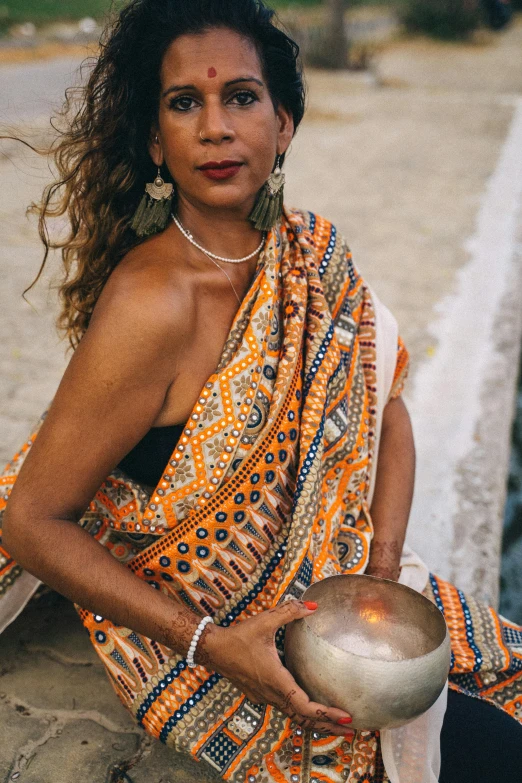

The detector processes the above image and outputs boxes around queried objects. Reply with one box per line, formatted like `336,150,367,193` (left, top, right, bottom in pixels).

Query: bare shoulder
77,237,197,387
61,235,196,416
90,238,193,341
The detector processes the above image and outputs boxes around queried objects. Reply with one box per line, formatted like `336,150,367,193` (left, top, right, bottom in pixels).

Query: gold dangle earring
130,147,175,237
248,153,285,231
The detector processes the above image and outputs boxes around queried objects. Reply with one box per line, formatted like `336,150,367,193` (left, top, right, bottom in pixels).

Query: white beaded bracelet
186,615,214,668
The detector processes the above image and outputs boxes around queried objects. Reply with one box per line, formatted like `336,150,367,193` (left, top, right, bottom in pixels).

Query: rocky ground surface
1,16,522,782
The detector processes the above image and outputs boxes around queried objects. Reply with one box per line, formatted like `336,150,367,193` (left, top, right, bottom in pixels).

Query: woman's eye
230,90,257,106
168,91,257,112
169,96,197,112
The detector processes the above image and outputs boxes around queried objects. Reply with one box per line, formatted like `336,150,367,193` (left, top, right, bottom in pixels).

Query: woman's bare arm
2,257,205,656
367,396,416,581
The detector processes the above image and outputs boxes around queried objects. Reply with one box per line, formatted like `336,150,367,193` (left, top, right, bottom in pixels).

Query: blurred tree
324,0,349,68
482,0,513,29
401,0,482,39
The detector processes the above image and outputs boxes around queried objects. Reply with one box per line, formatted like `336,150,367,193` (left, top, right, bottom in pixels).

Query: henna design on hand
369,540,401,560
367,540,401,581
194,624,217,669
156,607,199,656
315,708,331,722
281,688,297,711
272,687,301,720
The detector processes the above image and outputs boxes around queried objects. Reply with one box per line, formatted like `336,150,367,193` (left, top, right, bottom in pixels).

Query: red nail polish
337,717,352,725
303,601,318,610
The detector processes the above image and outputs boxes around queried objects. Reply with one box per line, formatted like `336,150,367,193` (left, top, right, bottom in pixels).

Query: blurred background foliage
0,0,519,47
0,0,112,30
402,0,483,39
0,0,386,26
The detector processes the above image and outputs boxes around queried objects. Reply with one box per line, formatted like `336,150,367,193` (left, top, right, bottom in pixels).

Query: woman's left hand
366,540,402,581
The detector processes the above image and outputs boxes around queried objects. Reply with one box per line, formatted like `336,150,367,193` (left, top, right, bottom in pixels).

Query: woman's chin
194,190,257,215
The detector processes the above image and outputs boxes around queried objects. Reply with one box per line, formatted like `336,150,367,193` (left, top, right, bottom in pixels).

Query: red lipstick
198,160,243,180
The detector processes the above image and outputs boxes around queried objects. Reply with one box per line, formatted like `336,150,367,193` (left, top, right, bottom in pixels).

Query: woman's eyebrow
223,76,264,89
162,76,264,99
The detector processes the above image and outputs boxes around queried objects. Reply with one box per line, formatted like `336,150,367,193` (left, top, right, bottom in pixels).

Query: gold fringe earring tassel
130,168,174,237
248,155,285,231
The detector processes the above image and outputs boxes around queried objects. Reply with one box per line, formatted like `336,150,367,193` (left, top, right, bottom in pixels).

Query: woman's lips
200,161,243,179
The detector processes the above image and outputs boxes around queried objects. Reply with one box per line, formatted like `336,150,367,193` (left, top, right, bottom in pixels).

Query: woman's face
149,27,294,217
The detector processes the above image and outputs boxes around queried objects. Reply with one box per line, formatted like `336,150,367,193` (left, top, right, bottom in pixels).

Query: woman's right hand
198,600,355,737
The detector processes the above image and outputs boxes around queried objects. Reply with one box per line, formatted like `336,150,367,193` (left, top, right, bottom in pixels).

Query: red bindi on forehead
207,67,217,78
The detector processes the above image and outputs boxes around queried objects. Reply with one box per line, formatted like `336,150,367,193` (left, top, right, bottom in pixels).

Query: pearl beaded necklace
172,213,266,264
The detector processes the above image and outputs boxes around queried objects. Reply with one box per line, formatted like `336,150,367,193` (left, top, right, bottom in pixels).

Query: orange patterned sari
1,208,521,782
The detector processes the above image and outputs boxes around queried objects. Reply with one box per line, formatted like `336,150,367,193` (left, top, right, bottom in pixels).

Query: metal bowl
284,574,451,730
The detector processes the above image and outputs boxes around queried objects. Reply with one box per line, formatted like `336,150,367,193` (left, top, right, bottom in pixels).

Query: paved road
0,56,90,123
1,19,522,782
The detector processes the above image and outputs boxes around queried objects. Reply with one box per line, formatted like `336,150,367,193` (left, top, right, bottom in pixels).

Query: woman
0,1,521,781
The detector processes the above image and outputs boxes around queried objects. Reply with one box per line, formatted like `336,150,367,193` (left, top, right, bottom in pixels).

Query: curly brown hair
12,0,306,351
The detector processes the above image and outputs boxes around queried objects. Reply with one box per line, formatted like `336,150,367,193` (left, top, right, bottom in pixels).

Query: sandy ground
1,17,522,781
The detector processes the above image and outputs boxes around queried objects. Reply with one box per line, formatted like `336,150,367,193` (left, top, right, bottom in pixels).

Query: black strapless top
117,423,185,487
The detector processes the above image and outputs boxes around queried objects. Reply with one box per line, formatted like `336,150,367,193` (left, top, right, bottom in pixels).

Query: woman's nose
199,101,234,143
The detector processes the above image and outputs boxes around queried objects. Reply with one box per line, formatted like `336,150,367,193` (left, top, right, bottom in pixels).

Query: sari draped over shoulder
1,208,521,783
